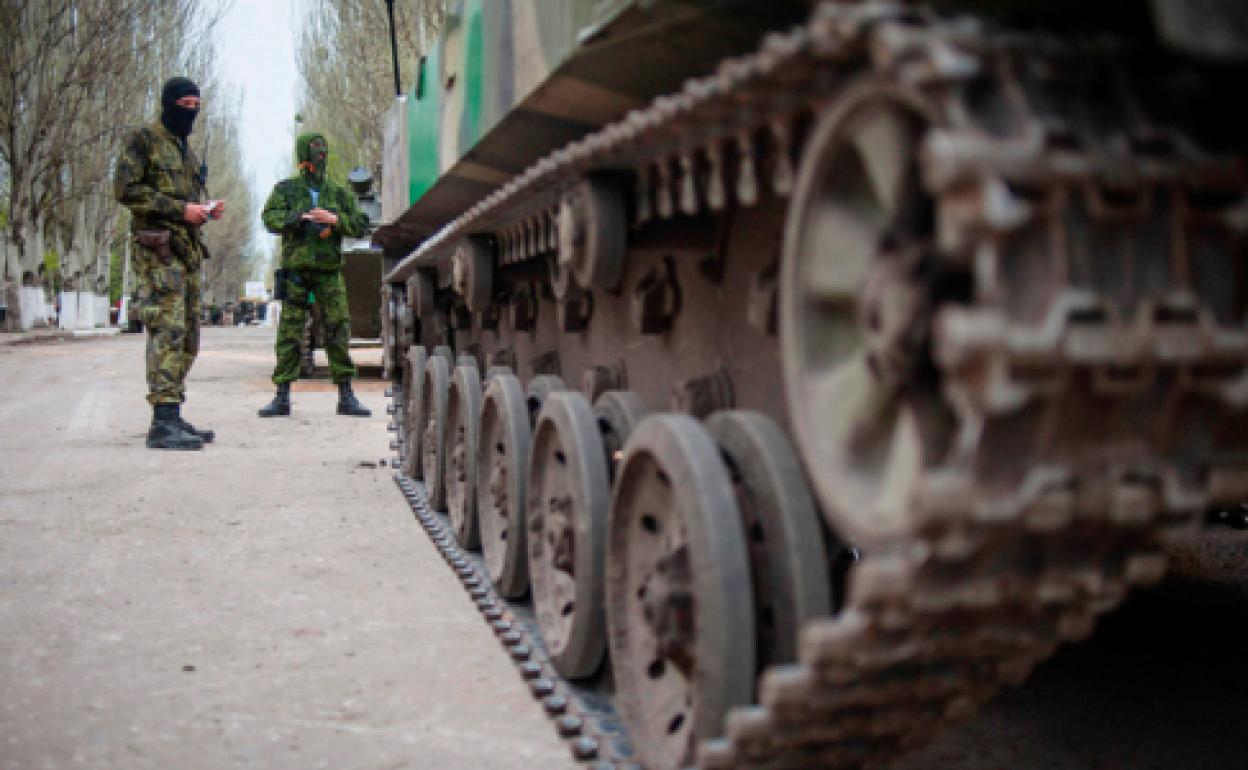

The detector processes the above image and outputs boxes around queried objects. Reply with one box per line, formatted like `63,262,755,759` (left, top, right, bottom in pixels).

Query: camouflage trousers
138,260,202,405
272,269,357,385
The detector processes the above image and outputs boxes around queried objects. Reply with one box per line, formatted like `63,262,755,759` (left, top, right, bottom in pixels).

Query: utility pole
386,0,402,97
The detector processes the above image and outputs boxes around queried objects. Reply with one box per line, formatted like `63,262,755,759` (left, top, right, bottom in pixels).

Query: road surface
0,327,579,770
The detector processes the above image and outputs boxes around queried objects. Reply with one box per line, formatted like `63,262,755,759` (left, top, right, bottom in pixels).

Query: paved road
0,327,578,770
3,327,1245,770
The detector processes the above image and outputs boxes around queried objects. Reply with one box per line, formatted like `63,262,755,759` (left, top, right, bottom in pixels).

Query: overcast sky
215,0,299,262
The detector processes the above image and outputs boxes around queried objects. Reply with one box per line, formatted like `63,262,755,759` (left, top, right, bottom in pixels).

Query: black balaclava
160,77,200,139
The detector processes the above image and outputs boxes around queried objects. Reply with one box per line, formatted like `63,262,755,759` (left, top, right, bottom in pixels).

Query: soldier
257,132,371,418
114,76,222,451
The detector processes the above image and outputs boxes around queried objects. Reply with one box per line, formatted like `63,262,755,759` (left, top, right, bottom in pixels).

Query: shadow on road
896,577,1248,769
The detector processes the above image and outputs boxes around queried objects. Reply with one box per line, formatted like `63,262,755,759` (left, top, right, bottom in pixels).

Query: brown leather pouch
135,229,174,264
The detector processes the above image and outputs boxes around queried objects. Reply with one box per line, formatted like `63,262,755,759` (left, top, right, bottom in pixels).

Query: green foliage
43,248,59,275
109,244,124,303
324,143,351,188
43,248,61,294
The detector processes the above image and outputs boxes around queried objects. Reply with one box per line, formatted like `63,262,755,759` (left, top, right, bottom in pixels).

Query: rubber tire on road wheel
607,414,755,770
528,391,611,678
403,345,428,479
421,356,450,511
446,364,483,548
526,375,566,427
706,410,832,668
478,372,532,598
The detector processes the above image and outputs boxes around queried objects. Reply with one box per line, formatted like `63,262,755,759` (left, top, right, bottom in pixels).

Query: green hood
296,131,328,185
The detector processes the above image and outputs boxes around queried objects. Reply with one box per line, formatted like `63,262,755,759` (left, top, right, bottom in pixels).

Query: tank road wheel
452,236,494,311
409,269,436,322
446,364,484,548
607,415,755,770
525,375,566,426
432,344,455,372
781,94,942,545
527,392,612,678
478,372,532,598
485,363,513,383
705,411,832,669
456,353,480,376
421,355,451,511
396,303,414,359
557,174,626,294
402,346,429,479
593,390,648,479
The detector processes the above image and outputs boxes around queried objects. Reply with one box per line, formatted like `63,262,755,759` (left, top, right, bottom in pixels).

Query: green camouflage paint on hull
406,38,441,207
376,0,808,254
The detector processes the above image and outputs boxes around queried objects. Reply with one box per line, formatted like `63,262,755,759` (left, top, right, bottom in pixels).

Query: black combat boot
147,403,205,450
258,383,292,417
336,381,371,417
176,404,215,443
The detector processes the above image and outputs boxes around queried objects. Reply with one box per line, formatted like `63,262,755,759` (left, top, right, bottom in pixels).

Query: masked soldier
114,76,223,451
257,132,371,418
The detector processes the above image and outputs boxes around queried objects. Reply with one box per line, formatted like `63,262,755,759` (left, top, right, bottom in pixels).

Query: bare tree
197,86,260,306
0,0,241,329
180,35,258,306
293,0,444,184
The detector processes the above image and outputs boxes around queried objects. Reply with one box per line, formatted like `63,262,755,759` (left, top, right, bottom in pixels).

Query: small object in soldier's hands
203,200,221,219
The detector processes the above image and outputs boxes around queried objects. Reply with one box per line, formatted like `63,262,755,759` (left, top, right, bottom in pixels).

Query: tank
375,2,1248,769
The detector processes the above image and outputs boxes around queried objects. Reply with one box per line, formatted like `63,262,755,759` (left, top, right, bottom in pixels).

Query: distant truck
235,298,267,326
124,299,141,333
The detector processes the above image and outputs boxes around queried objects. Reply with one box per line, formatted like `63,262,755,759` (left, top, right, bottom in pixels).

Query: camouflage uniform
261,133,368,385
113,120,209,406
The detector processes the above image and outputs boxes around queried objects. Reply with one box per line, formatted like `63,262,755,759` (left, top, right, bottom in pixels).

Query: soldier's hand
184,203,208,225
304,208,339,226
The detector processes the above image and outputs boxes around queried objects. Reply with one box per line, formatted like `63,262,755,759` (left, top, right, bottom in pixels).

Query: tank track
387,3,1248,769
391,472,642,769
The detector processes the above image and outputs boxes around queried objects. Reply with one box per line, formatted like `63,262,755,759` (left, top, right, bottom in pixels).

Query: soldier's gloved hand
184,202,208,225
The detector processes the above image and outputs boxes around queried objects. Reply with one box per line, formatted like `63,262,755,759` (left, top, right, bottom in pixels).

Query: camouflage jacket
113,120,208,269
261,174,367,272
